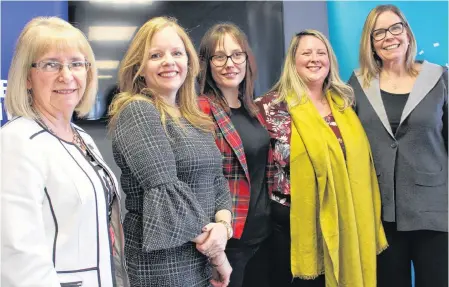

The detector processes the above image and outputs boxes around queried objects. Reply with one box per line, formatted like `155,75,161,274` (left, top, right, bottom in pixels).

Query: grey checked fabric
111,100,232,287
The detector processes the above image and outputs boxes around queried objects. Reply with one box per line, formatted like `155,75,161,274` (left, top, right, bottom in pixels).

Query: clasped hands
193,222,232,287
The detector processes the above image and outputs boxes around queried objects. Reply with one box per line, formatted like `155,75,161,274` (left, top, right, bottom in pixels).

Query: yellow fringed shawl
288,91,388,287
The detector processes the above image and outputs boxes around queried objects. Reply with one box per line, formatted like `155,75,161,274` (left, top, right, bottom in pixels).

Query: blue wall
328,1,448,81
0,1,68,126
327,2,448,285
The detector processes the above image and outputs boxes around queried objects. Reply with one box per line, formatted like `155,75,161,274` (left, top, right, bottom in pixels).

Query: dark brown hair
198,22,258,116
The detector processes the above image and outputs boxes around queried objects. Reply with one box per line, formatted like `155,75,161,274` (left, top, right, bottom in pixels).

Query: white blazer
1,117,127,287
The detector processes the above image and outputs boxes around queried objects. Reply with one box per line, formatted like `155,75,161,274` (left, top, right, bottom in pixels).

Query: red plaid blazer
198,95,275,239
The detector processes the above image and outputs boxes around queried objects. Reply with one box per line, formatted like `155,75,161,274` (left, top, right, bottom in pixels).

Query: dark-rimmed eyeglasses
31,61,91,73
210,52,247,67
371,22,405,41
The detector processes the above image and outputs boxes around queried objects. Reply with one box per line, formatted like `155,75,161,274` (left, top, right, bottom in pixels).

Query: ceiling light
96,61,120,70
98,75,114,79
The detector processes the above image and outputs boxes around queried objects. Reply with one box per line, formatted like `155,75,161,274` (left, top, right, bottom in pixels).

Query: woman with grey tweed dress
109,17,233,287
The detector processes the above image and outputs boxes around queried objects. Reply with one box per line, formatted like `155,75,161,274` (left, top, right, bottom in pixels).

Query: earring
27,89,33,104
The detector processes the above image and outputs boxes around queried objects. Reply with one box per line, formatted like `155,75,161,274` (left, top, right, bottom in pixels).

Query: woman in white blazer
1,17,128,287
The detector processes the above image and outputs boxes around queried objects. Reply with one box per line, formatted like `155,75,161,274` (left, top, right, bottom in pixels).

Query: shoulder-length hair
198,22,258,116
109,16,213,132
271,29,354,109
359,4,418,87
6,17,98,119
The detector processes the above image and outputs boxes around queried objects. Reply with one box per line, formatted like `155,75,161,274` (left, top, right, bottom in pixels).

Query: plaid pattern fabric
112,100,232,286
199,96,275,239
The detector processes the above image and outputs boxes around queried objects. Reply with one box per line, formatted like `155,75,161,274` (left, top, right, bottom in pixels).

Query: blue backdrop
1,1,447,126
328,1,448,81
0,1,68,126
327,2,448,285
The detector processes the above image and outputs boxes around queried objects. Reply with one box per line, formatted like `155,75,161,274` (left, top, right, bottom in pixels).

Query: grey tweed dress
111,100,232,287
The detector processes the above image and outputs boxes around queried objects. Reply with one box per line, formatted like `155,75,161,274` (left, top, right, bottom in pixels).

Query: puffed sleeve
112,101,211,251
1,128,60,287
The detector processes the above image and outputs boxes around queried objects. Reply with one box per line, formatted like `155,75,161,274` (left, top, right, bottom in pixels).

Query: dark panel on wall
69,1,284,120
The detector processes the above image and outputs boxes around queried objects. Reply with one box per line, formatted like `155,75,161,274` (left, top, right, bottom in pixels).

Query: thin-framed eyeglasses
31,61,91,73
210,52,247,67
371,22,405,41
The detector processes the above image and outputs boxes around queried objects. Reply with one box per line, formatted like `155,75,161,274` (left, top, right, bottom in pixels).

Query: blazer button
390,142,398,148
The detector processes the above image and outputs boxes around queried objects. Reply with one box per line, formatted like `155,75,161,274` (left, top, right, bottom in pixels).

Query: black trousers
378,221,448,287
269,201,325,287
225,237,271,287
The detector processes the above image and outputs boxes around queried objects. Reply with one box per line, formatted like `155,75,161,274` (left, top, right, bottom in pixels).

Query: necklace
72,129,88,154
381,72,399,90
387,79,398,90
320,96,328,105
35,114,87,154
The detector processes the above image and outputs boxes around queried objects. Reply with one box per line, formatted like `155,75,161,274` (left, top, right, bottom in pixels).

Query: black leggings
269,201,325,287
377,221,448,287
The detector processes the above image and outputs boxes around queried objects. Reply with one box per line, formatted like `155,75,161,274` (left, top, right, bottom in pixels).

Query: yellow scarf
288,91,388,287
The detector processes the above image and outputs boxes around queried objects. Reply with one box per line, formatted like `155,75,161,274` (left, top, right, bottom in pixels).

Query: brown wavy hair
198,22,258,116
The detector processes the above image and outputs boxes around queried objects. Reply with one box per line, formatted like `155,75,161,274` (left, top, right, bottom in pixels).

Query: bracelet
208,255,226,268
217,220,233,240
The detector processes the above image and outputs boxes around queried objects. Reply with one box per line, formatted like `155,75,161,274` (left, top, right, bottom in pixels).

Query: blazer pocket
60,281,83,287
414,170,446,187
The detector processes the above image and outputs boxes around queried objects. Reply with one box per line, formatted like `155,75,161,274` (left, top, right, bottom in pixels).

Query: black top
381,89,410,134
349,64,448,232
230,105,272,245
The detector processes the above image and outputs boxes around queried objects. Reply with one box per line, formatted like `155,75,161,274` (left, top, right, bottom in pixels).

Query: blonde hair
108,16,213,132
271,29,354,109
359,4,418,87
5,17,98,118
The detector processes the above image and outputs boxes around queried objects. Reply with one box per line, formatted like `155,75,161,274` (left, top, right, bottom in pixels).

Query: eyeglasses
210,52,247,67
371,22,405,41
31,61,91,73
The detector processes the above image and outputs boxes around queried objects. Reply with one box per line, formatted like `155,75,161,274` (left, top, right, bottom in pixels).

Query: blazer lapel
356,71,394,138
399,61,444,125
209,102,250,182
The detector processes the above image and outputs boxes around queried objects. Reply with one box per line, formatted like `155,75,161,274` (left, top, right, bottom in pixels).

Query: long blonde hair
6,17,97,119
108,16,213,132
359,4,418,87
271,29,354,109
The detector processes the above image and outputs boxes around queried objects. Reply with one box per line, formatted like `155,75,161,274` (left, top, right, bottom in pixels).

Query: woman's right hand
192,230,209,244
210,252,232,287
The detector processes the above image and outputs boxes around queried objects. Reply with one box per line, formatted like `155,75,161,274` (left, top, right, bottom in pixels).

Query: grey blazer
349,60,448,232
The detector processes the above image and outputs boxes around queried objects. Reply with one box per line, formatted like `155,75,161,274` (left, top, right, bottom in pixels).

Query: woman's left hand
196,222,228,258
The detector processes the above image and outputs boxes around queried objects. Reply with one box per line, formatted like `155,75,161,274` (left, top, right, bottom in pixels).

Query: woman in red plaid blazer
197,23,275,287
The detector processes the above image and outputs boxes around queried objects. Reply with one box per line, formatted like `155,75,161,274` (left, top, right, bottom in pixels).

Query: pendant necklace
35,113,87,154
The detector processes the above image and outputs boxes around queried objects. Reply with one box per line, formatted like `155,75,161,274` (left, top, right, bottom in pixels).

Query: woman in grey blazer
348,5,447,287
108,17,233,287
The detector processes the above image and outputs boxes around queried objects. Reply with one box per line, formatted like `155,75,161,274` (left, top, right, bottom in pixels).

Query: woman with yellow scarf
255,30,388,287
